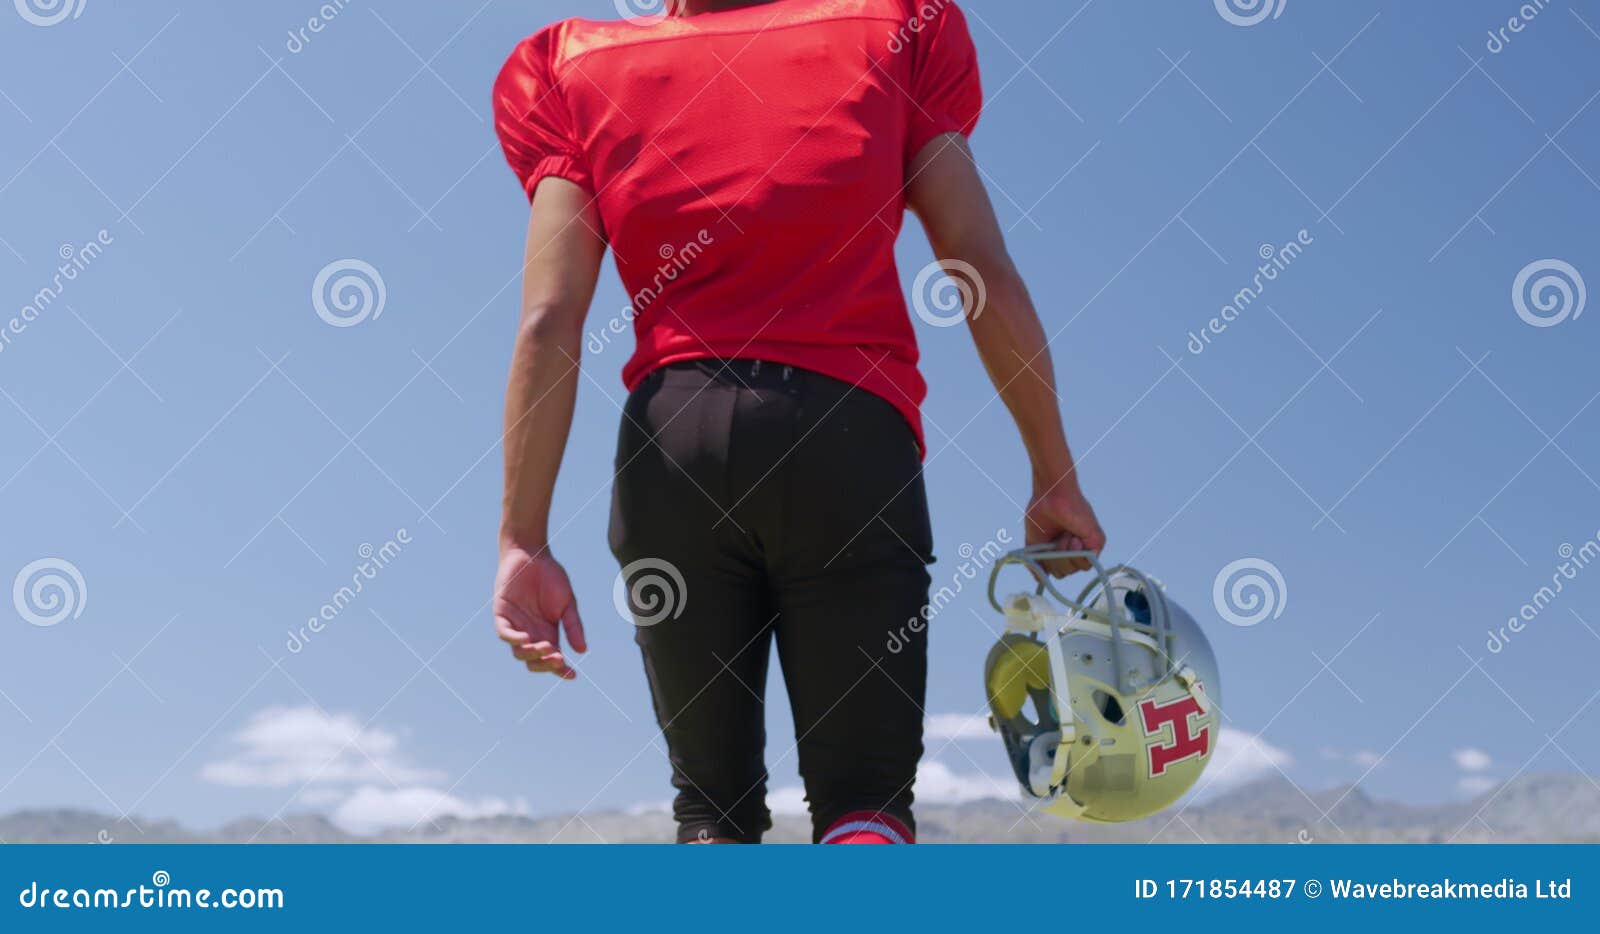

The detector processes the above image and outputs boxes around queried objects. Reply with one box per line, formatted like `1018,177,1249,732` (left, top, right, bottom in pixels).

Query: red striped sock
819,811,914,845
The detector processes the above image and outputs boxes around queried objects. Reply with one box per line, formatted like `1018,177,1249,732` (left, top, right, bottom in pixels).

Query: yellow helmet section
984,635,1051,721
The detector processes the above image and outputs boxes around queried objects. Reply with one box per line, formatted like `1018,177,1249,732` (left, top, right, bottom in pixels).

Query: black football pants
608,358,934,843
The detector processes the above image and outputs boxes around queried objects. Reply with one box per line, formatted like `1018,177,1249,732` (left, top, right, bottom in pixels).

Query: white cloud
298,787,347,807
1189,728,1293,799
201,706,443,788
205,706,532,835
924,712,992,742
333,786,529,834
767,784,810,817
1457,775,1496,795
1319,747,1382,769
1453,748,1492,772
914,760,1016,804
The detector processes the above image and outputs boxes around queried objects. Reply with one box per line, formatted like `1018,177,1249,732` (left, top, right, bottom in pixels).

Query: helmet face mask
983,546,1222,823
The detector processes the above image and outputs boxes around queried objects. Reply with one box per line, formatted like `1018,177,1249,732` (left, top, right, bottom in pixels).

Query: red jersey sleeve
904,1,983,166
492,25,594,200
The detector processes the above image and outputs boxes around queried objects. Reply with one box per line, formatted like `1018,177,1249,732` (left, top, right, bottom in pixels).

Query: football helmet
984,545,1221,822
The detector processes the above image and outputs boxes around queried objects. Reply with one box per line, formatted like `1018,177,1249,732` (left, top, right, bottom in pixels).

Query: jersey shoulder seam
552,14,906,79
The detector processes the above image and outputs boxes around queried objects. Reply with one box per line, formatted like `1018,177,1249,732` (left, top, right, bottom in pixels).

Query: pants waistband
655,357,806,389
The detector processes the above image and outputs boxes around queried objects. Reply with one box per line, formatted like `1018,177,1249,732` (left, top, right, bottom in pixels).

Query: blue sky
1,0,1597,835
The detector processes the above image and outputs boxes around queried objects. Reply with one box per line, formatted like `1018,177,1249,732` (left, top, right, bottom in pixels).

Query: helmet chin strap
1030,628,1098,815
1000,588,1099,805
1028,740,1089,818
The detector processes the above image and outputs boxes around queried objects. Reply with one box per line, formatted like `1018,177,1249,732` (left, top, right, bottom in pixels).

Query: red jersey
492,0,983,454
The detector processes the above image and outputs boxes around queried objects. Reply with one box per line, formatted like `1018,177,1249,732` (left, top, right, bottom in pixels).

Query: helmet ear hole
1123,589,1152,624
1093,689,1125,725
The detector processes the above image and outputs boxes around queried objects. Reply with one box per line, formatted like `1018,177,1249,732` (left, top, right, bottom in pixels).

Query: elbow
931,231,1018,286
516,302,586,348
945,241,1023,305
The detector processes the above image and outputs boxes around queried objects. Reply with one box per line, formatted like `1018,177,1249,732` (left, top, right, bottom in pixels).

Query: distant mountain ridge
4,773,1596,843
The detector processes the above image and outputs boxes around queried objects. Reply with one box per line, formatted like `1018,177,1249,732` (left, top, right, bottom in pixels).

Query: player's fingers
561,602,587,655
1060,537,1081,574
513,640,560,660
495,614,535,646
511,646,554,666
1036,536,1068,577
526,658,577,680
